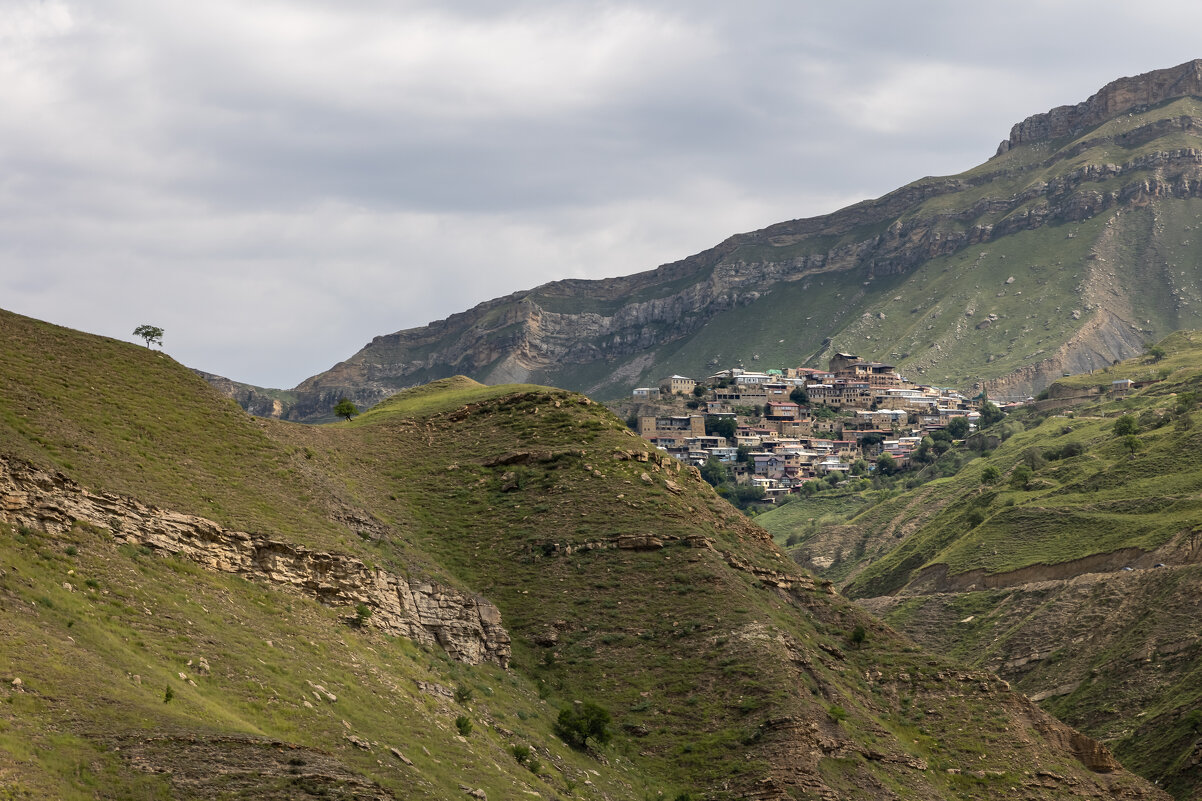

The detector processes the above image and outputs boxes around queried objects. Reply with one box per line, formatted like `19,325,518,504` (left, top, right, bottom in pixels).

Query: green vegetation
334,397,360,421
553,702,611,750
132,324,163,349
757,333,1202,798
0,308,1174,798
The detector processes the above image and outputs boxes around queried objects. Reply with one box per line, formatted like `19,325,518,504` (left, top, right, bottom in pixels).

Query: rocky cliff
0,455,511,667
208,60,1202,418
999,59,1202,152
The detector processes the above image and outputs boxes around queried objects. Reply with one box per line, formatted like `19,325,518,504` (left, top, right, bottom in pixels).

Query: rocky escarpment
0,456,511,667
207,62,1202,417
999,59,1202,152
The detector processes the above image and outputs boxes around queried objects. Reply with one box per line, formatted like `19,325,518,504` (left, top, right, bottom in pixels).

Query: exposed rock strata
999,59,1202,152
0,456,510,667
214,62,1202,416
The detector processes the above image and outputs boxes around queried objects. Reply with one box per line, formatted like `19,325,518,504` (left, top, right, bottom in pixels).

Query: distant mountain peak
999,58,1202,153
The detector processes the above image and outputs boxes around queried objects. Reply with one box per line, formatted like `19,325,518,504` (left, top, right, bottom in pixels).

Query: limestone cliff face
999,59,1202,152
0,456,510,667
206,61,1202,418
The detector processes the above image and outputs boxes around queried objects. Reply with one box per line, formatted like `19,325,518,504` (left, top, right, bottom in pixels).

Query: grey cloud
4,0,1202,387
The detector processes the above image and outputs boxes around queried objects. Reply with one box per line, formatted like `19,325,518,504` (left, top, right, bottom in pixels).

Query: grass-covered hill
758,330,1202,798
215,61,1202,420
0,308,1168,800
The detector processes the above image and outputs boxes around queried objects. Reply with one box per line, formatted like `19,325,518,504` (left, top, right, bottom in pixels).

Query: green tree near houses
1113,415,1139,436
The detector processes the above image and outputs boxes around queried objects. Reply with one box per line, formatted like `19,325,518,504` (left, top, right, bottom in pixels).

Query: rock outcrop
206,61,1202,414
0,456,510,667
999,59,1202,152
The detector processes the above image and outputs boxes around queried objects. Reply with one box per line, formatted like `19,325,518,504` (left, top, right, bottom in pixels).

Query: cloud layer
4,0,1202,386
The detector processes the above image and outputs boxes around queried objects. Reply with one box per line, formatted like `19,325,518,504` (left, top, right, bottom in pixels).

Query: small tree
978,401,1004,428
790,386,808,405
554,701,611,749
1113,415,1138,436
876,452,897,476
946,417,970,439
1147,344,1167,363
1009,465,1032,490
133,324,164,348
700,456,727,487
334,398,359,422
980,465,1000,485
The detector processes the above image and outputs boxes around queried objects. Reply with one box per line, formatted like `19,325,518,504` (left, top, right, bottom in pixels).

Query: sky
4,1,1202,388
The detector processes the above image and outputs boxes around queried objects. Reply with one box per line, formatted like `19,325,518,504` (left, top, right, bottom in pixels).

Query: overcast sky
5,1,1202,388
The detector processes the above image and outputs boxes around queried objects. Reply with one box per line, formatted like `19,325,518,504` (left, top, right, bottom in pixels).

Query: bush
827,705,848,723
354,603,372,625
454,685,473,704
554,701,611,749
1113,415,1139,436
1009,465,1032,490
455,715,473,737
980,466,1000,485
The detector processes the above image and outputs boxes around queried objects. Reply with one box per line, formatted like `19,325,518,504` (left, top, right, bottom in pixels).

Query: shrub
827,705,848,723
354,603,372,625
980,466,1000,485
1113,415,1139,436
454,685,473,704
455,715,473,737
510,744,531,765
554,701,611,749
1009,465,1032,490
849,625,867,647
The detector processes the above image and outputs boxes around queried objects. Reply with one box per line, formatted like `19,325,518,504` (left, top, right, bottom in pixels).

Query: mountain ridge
207,60,1202,422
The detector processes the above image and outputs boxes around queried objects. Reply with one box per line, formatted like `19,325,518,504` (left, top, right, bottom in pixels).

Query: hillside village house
659,375,697,396
625,351,985,502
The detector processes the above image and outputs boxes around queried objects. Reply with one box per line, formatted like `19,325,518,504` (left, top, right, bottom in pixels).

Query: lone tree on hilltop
334,398,359,422
133,324,163,348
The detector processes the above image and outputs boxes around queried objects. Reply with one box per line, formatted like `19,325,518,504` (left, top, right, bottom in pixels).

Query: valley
0,307,1172,799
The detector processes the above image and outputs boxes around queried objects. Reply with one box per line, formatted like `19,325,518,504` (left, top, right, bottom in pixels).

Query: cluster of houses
631,353,984,502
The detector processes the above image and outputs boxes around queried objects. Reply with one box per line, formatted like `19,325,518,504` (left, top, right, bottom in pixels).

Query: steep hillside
215,60,1202,419
0,308,1168,799
760,331,1202,798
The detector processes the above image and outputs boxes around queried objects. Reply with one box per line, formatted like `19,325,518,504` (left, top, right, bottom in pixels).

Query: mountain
211,59,1202,421
757,331,1202,798
0,307,1169,799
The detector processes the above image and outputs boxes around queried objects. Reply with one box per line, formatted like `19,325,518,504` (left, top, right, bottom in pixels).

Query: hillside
758,331,1202,798
212,59,1202,420
0,308,1169,800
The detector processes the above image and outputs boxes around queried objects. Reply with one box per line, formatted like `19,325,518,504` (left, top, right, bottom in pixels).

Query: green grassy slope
843,334,1202,599
755,331,1202,797
0,310,1167,799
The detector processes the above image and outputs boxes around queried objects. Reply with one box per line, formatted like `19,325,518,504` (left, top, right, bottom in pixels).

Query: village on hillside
625,353,1009,504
